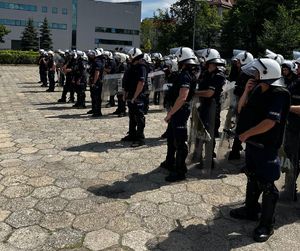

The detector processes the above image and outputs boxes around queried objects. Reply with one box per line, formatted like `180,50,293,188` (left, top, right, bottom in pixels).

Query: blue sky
103,0,176,19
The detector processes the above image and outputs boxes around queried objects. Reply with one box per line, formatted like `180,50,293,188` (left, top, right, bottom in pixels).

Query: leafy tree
141,18,156,51
20,19,39,51
153,9,178,54
194,1,222,49
259,5,300,58
144,39,152,52
39,18,52,50
221,0,299,57
0,24,10,43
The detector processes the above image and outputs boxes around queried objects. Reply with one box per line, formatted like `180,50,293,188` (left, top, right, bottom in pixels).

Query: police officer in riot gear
46,51,56,92
283,60,300,200
228,51,254,160
103,51,117,108
39,51,48,87
161,47,198,182
87,49,105,117
121,48,148,147
194,48,226,161
58,50,76,103
113,52,128,116
230,58,290,242
72,51,87,109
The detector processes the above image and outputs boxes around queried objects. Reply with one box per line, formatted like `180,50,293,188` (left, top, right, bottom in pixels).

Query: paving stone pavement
0,65,300,251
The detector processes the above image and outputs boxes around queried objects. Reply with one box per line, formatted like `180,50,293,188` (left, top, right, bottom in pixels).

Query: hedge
0,50,39,64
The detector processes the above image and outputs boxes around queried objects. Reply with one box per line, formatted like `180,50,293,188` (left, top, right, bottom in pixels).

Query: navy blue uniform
235,84,290,232
198,68,226,138
284,75,300,197
59,59,75,102
89,57,104,115
47,58,55,91
73,58,87,108
164,68,197,177
123,62,148,140
39,55,48,86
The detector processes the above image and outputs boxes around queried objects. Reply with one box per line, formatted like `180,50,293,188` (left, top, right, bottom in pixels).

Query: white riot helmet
282,60,298,74
70,50,77,59
175,47,198,65
103,51,113,60
76,50,85,58
95,48,104,54
265,49,284,65
165,59,178,72
94,49,102,57
241,58,284,87
202,48,224,65
128,47,143,61
47,50,54,56
295,57,300,65
114,52,127,63
235,51,254,66
39,49,45,54
143,53,152,64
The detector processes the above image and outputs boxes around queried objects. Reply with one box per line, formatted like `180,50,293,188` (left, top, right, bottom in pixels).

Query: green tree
153,9,177,54
0,24,10,43
20,18,39,51
141,18,156,51
144,39,152,52
39,17,52,50
221,0,299,57
195,1,222,49
259,5,300,58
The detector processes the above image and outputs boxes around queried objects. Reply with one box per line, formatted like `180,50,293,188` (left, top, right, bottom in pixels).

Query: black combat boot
230,179,261,221
253,183,278,242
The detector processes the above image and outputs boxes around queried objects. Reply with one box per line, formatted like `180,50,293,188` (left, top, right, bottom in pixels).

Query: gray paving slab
0,65,299,250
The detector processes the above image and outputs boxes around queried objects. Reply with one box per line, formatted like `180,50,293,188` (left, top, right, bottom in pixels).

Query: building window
62,8,67,15
52,7,58,14
95,26,139,35
0,18,67,30
0,1,37,11
42,6,47,13
95,38,132,46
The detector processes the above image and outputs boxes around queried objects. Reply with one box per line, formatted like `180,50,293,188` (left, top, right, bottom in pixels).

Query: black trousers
165,106,190,175
244,144,280,227
116,94,126,113
48,71,55,91
90,83,102,114
61,79,75,101
40,70,47,86
75,84,86,107
127,100,145,139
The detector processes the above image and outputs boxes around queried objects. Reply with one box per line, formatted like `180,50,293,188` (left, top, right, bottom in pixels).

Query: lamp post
192,0,205,50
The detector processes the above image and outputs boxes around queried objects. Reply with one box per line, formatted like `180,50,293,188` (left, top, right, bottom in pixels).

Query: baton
223,129,264,149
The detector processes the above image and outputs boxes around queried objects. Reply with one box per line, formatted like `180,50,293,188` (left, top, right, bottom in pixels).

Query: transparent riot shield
148,71,166,107
187,97,216,177
101,73,124,101
277,147,297,201
217,81,236,159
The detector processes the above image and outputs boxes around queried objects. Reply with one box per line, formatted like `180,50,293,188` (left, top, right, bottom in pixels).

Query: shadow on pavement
87,166,169,199
146,202,300,251
66,137,166,153
46,113,127,120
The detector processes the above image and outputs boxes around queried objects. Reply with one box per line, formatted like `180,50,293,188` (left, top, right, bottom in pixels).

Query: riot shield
277,147,297,201
217,81,236,159
101,73,124,100
148,71,166,107
187,97,215,177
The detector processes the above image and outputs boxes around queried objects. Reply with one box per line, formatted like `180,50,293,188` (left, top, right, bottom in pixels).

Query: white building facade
0,0,141,50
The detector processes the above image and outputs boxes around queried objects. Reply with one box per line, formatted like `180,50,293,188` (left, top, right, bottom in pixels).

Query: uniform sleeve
208,74,225,91
266,91,290,123
95,60,103,71
179,74,191,89
137,65,147,82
